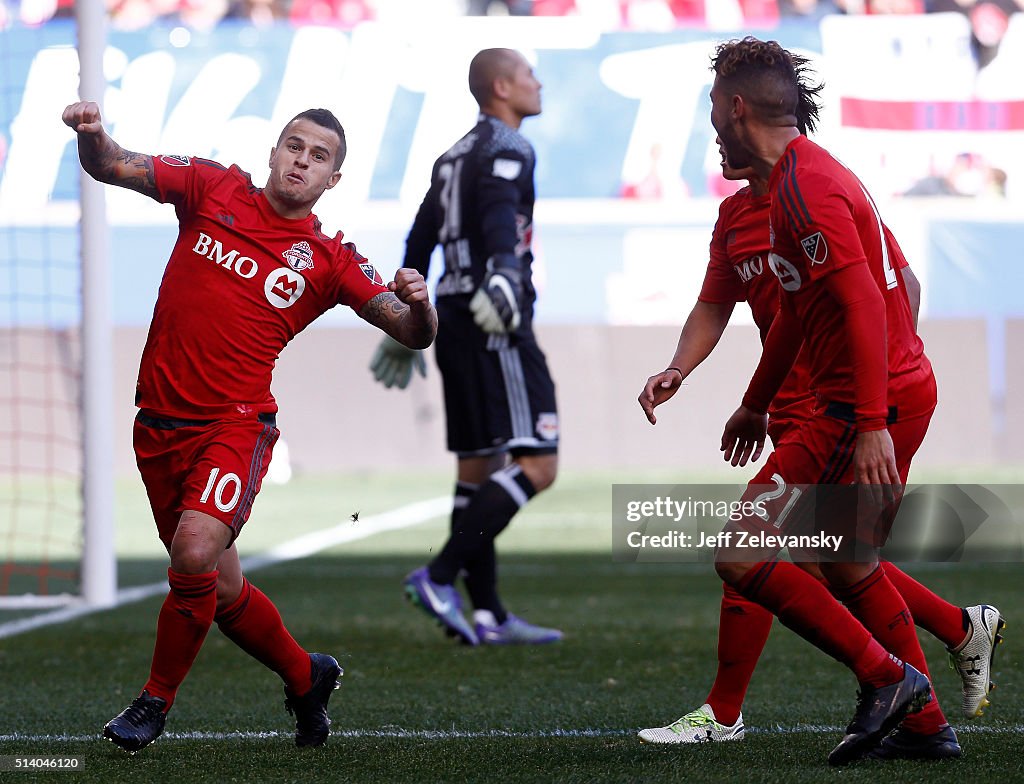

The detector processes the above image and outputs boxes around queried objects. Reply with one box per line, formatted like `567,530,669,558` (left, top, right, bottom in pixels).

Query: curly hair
711,37,822,131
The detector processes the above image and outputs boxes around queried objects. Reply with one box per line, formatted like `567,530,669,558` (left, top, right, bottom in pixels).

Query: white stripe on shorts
498,346,533,442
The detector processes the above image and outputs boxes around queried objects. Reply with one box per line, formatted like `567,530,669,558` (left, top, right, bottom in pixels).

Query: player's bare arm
61,101,158,199
359,268,437,349
639,301,736,425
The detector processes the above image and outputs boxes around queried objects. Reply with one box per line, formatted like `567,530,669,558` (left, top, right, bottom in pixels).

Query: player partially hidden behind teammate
637,116,1004,755
62,101,437,752
368,48,562,646
636,37,1004,765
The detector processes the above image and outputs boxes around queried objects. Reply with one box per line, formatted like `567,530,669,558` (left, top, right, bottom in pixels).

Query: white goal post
77,0,117,608
0,0,116,609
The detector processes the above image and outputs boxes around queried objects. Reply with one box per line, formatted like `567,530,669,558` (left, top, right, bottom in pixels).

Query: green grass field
1,471,1022,783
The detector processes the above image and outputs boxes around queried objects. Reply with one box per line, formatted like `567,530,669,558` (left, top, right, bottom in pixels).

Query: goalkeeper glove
369,335,426,390
470,253,522,334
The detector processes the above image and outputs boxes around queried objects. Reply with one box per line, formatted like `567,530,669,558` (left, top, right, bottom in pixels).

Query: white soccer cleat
638,704,744,744
948,604,1005,719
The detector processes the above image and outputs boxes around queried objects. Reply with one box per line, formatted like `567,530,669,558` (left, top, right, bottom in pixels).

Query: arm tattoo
360,291,404,330
80,134,158,199
113,149,158,199
360,292,436,349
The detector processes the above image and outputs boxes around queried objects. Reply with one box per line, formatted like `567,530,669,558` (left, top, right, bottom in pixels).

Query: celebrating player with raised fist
63,99,436,753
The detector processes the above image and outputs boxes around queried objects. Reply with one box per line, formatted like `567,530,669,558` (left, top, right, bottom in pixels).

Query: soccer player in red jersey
637,136,1002,746
62,101,437,753
658,37,1008,764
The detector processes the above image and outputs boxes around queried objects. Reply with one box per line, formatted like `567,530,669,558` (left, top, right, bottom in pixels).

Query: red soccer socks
143,569,219,708
215,578,312,696
735,560,904,687
836,566,948,734
882,561,967,648
705,583,774,726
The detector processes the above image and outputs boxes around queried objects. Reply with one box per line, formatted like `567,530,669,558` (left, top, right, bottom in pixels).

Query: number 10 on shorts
200,467,242,513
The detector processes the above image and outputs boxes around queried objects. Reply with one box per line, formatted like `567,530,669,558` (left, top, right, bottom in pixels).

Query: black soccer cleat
103,690,168,754
284,652,343,747
866,723,962,761
827,662,933,766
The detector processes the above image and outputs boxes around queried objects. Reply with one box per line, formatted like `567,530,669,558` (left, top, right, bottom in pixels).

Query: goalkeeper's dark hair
711,37,823,134
279,108,347,170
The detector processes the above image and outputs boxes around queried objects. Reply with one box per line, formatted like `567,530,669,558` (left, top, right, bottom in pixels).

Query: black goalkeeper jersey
404,113,537,340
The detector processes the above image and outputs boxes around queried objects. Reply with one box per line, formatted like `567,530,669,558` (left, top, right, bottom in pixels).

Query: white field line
0,496,449,640
1,724,1021,743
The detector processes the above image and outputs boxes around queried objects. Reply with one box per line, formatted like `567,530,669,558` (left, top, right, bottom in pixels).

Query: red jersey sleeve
786,184,868,284
822,263,889,431
332,243,390,311
699,198,746,304
742,295,803,414
151,155,229,214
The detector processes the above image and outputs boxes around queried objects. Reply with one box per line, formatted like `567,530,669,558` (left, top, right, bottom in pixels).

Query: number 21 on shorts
200,467,242,513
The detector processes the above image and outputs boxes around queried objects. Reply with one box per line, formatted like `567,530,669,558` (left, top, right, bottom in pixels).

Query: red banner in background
841,98,1024,132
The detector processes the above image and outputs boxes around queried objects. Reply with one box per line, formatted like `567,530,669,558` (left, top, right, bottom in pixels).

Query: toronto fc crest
282,241,315,272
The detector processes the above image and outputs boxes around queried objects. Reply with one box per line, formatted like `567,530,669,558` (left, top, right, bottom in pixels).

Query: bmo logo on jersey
768,253,802,292
264,269,306,309
193,232,259,278
192,231,306,309
734,255,764,283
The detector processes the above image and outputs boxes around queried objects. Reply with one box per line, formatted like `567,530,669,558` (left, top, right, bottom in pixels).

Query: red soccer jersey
699,186,813,428
764,137,932,426
136,155,388,419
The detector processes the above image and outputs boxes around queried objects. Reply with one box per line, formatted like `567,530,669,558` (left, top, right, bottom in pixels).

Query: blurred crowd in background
2,0,1021,37
2,0,1018,201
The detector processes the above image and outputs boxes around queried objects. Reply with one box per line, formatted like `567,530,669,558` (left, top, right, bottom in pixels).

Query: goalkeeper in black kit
369,47,562,646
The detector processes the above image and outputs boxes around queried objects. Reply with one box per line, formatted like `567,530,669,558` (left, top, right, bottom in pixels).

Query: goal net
0,14,114,610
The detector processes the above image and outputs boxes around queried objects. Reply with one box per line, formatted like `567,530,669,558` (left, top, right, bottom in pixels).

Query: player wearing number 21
62,100,436,752
706,38,952,765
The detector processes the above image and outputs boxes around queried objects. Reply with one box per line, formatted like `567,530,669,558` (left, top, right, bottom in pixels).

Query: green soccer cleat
638,704,745,744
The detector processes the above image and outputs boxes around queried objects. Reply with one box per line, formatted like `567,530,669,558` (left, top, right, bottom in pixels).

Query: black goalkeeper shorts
435,322,558,458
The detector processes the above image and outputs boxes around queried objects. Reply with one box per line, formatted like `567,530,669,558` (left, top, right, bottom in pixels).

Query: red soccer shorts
727,403,934,561
133,412,279,547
